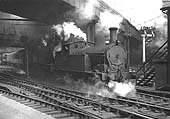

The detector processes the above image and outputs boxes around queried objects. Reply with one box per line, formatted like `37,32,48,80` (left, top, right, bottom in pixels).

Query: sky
103,0,167,29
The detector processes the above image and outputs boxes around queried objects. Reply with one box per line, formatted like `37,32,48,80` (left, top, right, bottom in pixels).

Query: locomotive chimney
109,27,118,44
94,30,105,47
87,19,96,44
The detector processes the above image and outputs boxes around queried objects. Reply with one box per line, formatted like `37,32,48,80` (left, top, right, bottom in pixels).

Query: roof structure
0,0,141,40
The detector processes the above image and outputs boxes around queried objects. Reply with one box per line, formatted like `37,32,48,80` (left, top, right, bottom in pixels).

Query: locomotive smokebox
109,27,118,44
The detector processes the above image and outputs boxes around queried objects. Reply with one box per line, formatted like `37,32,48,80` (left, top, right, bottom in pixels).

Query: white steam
87,80,136,98
108,80,136,97
100,10,123,29
83,0,123,29
52,24,63,36
84,0,99,19
63,22,87,41
77,0,99,20
58,73,136,98
52,22,87,41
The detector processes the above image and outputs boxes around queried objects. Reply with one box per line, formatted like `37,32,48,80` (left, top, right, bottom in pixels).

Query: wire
137,14,165,26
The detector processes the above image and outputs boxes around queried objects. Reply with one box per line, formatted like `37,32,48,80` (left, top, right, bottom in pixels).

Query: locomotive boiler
54,22,128,82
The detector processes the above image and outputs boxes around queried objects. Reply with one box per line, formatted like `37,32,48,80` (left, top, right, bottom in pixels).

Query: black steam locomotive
53,25,128,82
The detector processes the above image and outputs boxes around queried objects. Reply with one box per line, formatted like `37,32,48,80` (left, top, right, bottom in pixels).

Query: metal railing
136,40,168,86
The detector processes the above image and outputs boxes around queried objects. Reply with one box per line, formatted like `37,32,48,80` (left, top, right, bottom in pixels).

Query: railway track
0,80,127,119
0,88,101,119
0,72,170,119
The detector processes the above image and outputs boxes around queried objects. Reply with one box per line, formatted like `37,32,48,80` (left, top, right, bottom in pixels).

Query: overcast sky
104,0,166,28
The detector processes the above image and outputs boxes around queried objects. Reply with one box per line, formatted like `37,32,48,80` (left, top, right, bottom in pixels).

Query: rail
1,72,170,119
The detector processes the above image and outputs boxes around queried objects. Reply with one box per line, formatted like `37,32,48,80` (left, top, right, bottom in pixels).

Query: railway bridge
0,0,140,40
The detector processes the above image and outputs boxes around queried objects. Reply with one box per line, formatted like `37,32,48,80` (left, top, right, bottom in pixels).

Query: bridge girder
0,0,141,40
0,0,75,25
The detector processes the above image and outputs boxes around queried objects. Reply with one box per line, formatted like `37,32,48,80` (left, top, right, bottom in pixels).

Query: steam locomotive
53,22,128,82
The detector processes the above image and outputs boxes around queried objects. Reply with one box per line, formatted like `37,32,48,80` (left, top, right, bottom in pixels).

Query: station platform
0,94,55,119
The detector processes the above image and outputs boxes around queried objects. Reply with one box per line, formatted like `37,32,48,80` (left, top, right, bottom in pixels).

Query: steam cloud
108,80,136,97
83,0,123,29
100,11,123,29
52,22,87,41
87,80,136,98
83,0,99,19
62,74,136,98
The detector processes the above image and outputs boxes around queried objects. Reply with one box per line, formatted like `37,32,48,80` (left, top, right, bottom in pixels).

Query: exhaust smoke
86,80,136,98
83,0,99,19
100,11,123,29
73,0,99,20
108,80,136,97
61,73,136,98
52,22,87,41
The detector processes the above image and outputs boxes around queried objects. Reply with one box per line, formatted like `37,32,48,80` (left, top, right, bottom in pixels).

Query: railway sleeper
26,103,42,107
31,87,169,118
1,76,170,118
46,111,62,115
51,113,71,118
35,107,53,112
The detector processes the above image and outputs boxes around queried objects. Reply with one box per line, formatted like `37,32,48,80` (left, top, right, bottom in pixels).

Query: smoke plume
52,22,87,41
62,73,136,98
100,10,123,29
75,0,99,20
